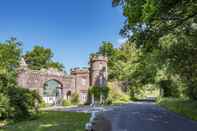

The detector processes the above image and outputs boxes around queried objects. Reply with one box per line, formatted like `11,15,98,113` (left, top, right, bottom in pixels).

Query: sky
0,0,125,72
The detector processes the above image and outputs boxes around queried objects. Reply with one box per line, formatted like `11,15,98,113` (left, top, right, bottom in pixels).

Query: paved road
95,102,197,131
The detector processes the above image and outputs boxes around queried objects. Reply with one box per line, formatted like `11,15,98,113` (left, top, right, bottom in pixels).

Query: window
80,93,87,102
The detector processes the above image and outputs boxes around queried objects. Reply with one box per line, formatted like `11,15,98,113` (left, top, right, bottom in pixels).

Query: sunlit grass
0,111,90,131
157,98,197,121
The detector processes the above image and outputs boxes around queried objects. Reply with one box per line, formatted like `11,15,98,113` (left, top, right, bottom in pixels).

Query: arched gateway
17,55,108,104
43,80,63,104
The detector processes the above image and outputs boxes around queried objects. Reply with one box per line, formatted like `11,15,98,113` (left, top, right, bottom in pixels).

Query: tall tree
0,37,21,74
24,46,64,71
0,38,40,119
97,41,118,80
113,0,197,99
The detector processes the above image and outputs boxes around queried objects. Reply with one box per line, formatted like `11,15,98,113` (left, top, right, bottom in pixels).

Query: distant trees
97,42,119,80
24,46,64,71
96,41,144,99
94,0,197,99
111,0,197,99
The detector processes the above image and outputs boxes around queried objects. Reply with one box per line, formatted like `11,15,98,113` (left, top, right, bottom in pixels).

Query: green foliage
47,61,64,71
105,82,130,105
39,99,47,108
186,81,197,100
90,86,109,101
70,92,80,105
63,100,71,106
0,74,41,120
133,84,159,99
2,112,90,131
62,92,80,106
157,98,197,120
0,39,41,120
112,0,197,100
96,41,119,80
98,41,115,57
96,41,158,99
0,37,21,73
89,83,129,105
158,80,180,97
24,46,64,71
0,94,11,119
8,87,41,120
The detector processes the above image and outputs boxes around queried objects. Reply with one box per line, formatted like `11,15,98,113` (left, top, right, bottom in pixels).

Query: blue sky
0,0,125,72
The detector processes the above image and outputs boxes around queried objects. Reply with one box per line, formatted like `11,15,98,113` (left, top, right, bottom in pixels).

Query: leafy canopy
24,46,64,71
112,0,197,99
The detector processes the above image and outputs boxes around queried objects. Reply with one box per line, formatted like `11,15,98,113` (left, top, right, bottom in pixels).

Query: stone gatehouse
17,55,108,104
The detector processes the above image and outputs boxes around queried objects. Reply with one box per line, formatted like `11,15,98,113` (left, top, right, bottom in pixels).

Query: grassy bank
157,98,197,121
0,112,90,131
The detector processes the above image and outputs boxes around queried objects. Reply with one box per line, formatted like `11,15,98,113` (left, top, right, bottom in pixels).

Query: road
94,102,197,131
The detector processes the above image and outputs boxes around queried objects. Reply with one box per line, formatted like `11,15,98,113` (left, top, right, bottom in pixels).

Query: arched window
43,80,62,97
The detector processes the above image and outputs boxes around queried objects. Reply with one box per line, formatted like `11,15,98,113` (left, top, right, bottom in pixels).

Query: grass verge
157,97,197,121
0,111,90,131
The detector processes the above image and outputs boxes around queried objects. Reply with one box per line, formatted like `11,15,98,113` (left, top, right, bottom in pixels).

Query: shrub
8,87,41,120
186,81,197,100
39,99,47,108
0,94,11,119
63,100,71,106
0,87,41,120
158,80,180,97
157,97,197,120
89,86,109,101
89,84,130,105
70,92,80,105
106,82,130,105
0,74,41,120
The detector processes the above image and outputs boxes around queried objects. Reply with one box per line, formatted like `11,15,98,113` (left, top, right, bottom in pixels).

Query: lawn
157,97,197,121
0,111,90,131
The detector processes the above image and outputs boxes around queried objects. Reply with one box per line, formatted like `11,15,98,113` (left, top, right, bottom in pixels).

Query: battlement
90,54,108,62
70,67,89,75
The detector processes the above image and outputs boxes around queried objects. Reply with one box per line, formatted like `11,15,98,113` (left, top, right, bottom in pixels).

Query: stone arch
43,79,63,96
43,79,64,104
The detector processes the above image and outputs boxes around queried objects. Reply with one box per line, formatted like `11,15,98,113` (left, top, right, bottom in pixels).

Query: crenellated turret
90,55,108,87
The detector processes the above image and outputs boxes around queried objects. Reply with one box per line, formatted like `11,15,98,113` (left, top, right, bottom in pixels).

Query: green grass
0,111,90,131
157,97,197,121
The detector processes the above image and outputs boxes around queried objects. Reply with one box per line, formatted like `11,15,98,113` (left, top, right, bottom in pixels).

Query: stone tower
90,55,108,87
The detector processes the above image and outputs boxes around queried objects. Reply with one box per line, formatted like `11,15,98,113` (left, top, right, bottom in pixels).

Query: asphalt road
95,102,197,131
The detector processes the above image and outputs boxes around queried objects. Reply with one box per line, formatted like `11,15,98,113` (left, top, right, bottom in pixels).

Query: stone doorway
43,79,63,105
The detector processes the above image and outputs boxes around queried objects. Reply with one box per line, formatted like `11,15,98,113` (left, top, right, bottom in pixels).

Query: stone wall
17,55,108,104
17,68,75,98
